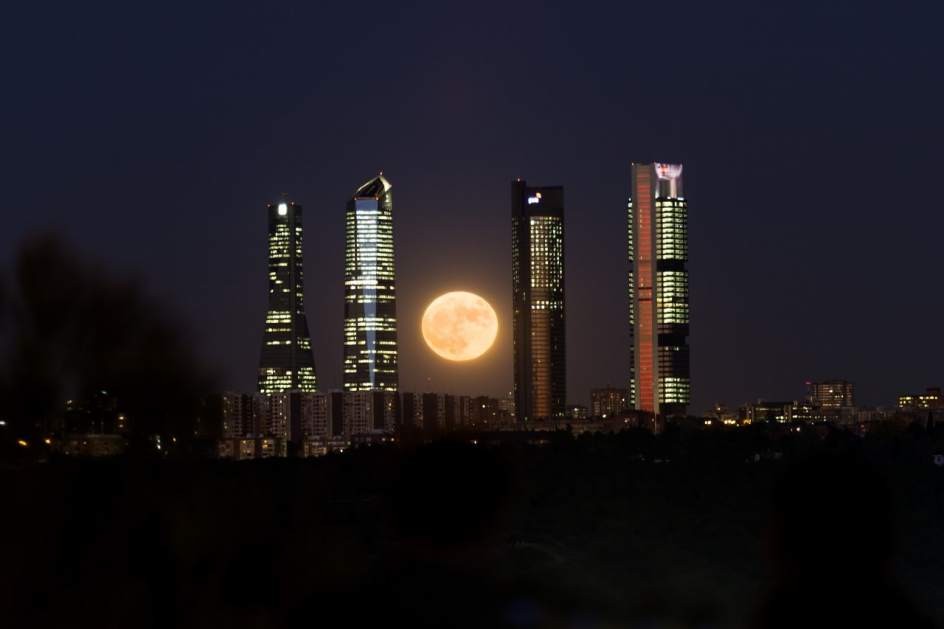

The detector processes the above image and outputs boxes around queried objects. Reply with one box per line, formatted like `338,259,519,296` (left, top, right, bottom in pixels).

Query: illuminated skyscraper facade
807,380,854,409
628,163,689,416
257,199,318,393
343,174,399,392
512,180,566,421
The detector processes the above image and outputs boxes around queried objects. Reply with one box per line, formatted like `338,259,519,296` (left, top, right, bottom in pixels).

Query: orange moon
421,291,498,361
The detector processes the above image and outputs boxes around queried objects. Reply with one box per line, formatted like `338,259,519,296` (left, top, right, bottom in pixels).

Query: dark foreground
1,426,942,628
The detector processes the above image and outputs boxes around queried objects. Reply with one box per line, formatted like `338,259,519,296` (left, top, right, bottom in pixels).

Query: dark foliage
1,432,941,628
0,234,214,455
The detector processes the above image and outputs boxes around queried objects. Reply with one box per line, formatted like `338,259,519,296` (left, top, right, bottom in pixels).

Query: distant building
58,434,126,457
743,400,832,424
469,396,514,426
57,393,129,457
747,401,793,423
257,198,318,393
297,392,335,439
710,403,738,425
567,404,588,420
344,174,399,392
441,394,471,430
498,395,516,420
807,380,855,408
459,396,472,426
422,393,446,431
898,387,943,410
218,437,287,460
627,162,690,417
400,392,424,430
512,179,566,422
63,392,121,435
215,389,482,457
590,387,627,418
300,436,348,458
342,391,398,438
219,392,254,438
790,401,828,422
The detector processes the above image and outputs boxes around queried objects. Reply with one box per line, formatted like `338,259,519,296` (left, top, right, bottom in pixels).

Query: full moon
421,291,498,361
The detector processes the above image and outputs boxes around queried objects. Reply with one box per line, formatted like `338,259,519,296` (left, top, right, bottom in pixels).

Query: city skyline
4,4,944,626
4,2,942,412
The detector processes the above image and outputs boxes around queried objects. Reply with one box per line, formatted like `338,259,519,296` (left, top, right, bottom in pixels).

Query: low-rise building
591,387,628,418
567,405,588,420
898,387,943,410
57,434,126,457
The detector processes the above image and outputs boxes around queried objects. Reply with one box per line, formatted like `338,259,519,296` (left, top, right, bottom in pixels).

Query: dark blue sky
2,1,942,411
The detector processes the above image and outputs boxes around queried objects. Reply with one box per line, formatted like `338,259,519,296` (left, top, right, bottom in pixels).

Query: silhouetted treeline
1,433,941,628
0,234,214,458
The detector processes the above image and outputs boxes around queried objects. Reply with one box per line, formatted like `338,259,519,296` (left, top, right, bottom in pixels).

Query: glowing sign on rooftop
527,192,543,205
278,203,288,216
654,163,683,180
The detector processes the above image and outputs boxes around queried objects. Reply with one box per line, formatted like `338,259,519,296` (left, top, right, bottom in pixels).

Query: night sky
3,1,942,412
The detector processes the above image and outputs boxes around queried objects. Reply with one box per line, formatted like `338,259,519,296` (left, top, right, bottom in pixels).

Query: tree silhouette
0,234,214,455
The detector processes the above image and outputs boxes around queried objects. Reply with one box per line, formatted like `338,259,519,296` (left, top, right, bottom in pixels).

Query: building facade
590,387,628,418
343,174,399,392
257,199,318,393
628,163,690,416
512,179,566,422
567,404,589,420
898,387,943,410
220,392,256,439
470,396,514,427
807,380,855,408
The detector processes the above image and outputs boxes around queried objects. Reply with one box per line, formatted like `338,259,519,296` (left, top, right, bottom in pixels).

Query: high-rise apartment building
257,198,318,393
591,387,628,418
220,392,256,439
807,380,855,408
343,174,399,392
628,163,690,416
512,179,566,421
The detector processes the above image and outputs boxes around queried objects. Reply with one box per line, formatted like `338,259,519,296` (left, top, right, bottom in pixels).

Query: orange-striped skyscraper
628,163,689,417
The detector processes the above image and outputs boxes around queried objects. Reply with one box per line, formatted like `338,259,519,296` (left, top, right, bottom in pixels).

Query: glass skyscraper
257,198,318,394
627,163,690,416
343,174,399,392
512,179,566,421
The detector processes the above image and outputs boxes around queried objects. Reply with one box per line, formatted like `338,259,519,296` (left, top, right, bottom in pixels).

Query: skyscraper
627,163,690,416
257,198,318,393
512,179,566,422
343,174,399,392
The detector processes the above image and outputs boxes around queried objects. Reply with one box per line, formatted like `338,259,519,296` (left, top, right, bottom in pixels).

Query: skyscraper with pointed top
257,197,318,394
343,173,399,392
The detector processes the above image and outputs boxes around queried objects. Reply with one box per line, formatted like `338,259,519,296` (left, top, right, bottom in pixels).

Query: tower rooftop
354,173,392,198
